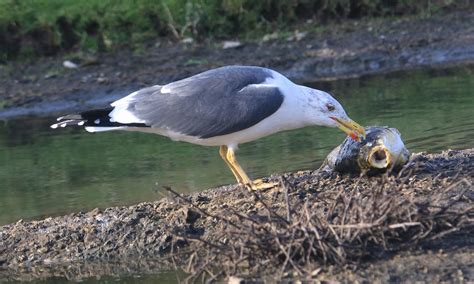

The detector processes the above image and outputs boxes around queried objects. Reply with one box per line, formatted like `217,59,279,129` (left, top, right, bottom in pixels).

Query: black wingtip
51,107,149,129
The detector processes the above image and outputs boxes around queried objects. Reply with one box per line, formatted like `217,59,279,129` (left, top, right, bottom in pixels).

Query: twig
280,176,292,222
162,186,240,228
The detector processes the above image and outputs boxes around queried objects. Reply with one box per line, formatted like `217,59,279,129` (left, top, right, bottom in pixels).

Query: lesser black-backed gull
51,65,366,190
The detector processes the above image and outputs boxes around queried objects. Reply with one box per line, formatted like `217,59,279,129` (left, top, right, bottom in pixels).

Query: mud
0,6,473,282
1,8,474,119
0,149,472,282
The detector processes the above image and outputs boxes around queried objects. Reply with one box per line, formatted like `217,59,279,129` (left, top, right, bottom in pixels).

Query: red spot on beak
349,132,360,142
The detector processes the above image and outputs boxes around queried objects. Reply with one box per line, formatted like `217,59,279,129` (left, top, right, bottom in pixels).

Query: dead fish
321,126,410,175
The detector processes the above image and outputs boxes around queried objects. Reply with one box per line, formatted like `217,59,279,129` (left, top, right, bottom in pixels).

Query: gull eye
326,103,335,111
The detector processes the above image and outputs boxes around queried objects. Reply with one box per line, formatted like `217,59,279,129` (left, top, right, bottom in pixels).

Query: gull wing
110,66,284,138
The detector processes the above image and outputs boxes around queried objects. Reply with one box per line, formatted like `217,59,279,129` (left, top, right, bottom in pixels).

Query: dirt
0,149,472,282
1,7,474,118
0,7,473,282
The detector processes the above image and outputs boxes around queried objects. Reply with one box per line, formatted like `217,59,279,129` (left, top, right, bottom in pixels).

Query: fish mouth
367,146,391,169
330,117,366,142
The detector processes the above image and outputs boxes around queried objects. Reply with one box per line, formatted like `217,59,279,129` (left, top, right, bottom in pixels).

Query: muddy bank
1,8,474,119
0,149,472,281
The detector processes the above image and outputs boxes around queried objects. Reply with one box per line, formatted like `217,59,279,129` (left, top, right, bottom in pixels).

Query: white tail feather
85,126,126,133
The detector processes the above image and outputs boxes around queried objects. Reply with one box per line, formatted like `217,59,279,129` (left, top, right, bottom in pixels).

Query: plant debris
168,153,473,282
0,149,472,282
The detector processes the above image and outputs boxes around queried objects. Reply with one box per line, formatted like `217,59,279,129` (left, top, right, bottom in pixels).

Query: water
0,66,473,281
1,67,473,227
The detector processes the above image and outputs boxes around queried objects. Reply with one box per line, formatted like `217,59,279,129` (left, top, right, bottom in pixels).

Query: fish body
322,126,410,175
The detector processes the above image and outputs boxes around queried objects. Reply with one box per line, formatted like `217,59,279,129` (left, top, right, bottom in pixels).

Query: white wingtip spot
94,119,100,124
50,124,58,129
78,121,85,126
60,123,67,128
56,116,64,121
161,86,171,93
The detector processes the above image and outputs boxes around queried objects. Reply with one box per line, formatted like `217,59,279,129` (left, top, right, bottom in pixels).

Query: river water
0,66,473,282
1,67,473,227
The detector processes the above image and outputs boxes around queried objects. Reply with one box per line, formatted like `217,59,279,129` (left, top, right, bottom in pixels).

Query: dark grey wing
118,66,284,138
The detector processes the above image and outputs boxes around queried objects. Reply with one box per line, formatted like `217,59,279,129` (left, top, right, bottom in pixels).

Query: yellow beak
330,117,366,142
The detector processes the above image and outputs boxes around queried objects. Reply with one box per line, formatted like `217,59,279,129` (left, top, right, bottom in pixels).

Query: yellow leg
219,145,278,191
225,146,254,189
219,146,244,184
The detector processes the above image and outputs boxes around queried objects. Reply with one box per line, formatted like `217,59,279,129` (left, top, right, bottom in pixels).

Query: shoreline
1,8,474,119
1,149,472,281
0,7,473,282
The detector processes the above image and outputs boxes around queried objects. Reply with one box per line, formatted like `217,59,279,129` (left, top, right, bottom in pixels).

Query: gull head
300,86,366,142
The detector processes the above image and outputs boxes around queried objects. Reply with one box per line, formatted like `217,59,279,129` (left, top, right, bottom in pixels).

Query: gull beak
330,117,366,142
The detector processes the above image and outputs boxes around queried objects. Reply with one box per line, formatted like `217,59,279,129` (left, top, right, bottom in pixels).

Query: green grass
0,0,465,62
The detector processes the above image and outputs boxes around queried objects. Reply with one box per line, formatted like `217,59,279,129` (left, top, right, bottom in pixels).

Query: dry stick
225,219,275,259
315,207,347,264
204,267,220,283
324,213,343,245
340,184,357,240
253,196,289,274
300,226,315,272
185,236,228,251
280,176,292,222
451,167,462,181
432,179,471,217
425,203,473,242
194,251,217,283
304,202,328,263
331,222,422,229
186,252,196,273
303,227,316,266
226,208,273,235
251,191,289,225
428,226,461,241
394,177,466,248
397,161,418,182
327,187,346,223
388,221,423,229
432,172,444,184
169,232,178,272
285,228,300,273
277,234,291,278
273,227,303,276
162,186,240,229
430,174,468,205
161,186,251,279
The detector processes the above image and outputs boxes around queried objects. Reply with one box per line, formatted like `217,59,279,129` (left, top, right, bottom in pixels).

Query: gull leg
224,146,277,191
252,178,279,189
224,146,253,189
219,145,244,184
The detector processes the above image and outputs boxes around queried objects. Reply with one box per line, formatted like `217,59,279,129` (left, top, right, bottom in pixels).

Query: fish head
366,145,392,169
358,127,410,172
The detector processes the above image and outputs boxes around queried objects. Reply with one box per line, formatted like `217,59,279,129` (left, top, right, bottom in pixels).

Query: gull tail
50,107,146,133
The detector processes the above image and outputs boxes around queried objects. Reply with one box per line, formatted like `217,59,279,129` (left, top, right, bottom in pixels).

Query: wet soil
0,7,473,282
1,8,474,118
0,149,472,282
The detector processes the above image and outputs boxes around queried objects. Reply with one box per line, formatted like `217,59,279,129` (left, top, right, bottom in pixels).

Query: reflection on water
1,259,184,283
0,66,473,226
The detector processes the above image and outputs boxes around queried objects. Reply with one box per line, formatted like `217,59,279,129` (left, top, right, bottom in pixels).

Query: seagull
51,66,365,190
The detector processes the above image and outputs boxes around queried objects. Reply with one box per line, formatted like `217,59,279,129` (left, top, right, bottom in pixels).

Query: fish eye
326,103,335,111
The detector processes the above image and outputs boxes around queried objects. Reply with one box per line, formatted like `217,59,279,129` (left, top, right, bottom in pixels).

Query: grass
0,0,465,62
